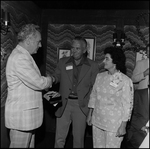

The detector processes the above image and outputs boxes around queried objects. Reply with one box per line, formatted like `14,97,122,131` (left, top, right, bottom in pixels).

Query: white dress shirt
132,58,149,89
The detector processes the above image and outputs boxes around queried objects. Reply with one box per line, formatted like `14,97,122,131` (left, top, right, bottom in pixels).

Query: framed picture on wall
57,48,71,60
85,37,96,60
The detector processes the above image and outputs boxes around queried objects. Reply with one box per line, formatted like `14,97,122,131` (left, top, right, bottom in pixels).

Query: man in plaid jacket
5,24,53,148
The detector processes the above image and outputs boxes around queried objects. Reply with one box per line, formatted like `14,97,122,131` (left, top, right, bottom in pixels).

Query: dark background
32,1,149,10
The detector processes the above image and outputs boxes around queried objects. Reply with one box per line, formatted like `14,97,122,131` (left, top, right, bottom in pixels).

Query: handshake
45,74,56,90
44,91,62,106
47,74,55,83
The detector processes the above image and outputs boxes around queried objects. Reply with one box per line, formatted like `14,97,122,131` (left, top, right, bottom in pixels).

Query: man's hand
144,68,149,77
45,74,55,90
141,126,149,134
43,91,60,101
47,74,55,83
45,75,53,90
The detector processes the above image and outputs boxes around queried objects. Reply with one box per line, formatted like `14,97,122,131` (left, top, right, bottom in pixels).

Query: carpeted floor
35,102,93,148
35,125,93,148
35,126,127,148
35,131,93,148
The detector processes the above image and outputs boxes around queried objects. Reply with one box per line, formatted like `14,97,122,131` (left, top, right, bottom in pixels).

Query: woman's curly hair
104,46,127,74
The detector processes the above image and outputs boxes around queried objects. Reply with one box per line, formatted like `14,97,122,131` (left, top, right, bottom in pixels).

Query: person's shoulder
7,46,22,60
97,71,107,77
136,59,146,65
134,59,148,69
87,57,94,62
87,58,98,65
58,56,71,64
59,56,70,61
121,73,132,84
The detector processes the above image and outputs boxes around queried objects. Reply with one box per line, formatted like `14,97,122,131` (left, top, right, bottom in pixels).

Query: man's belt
68,94,78,99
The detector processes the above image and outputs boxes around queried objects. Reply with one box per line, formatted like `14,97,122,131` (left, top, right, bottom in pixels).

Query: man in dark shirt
52,36,99,148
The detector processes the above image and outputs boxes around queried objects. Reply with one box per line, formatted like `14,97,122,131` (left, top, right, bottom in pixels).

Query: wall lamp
1,8,10,35
113,29,126,48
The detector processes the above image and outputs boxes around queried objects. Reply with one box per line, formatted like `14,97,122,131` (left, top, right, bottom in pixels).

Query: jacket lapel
65,56,91,85
31,56,41,75
65,57,74,83
78,64,90,85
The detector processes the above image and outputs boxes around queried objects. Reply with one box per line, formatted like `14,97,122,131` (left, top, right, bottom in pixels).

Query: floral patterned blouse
88,71,134,132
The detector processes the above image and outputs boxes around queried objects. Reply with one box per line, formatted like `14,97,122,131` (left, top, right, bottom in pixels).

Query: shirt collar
16,44,30,55
66,55,90,66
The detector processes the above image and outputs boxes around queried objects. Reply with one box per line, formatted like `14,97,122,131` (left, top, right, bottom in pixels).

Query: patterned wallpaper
1,3,149,113
46,24,149,78
46,24,115,74
124,25,149,77
1,1,41,111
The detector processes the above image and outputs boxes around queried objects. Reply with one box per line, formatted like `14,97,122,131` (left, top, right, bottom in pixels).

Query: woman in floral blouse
87,46,134,148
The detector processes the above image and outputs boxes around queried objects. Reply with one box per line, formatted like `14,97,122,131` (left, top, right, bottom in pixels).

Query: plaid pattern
9,129,35,148
5,45,52,130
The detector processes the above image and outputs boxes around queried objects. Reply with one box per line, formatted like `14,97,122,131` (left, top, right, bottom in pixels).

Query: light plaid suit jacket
5,45,52,131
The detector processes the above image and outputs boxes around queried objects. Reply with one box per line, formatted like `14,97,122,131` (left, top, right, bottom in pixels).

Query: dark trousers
125,127,147,148
54,99,87,148
125,88,149,148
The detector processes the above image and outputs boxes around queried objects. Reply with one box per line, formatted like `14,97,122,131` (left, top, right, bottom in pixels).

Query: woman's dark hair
104,46,127,74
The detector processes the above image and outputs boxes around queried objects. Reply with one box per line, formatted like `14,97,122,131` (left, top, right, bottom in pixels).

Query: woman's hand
87,114,92,126
116,121,127,137
86,108,93,126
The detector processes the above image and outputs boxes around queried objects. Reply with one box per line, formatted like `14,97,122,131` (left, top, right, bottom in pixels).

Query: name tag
110,82,118,88
66,65,73,70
